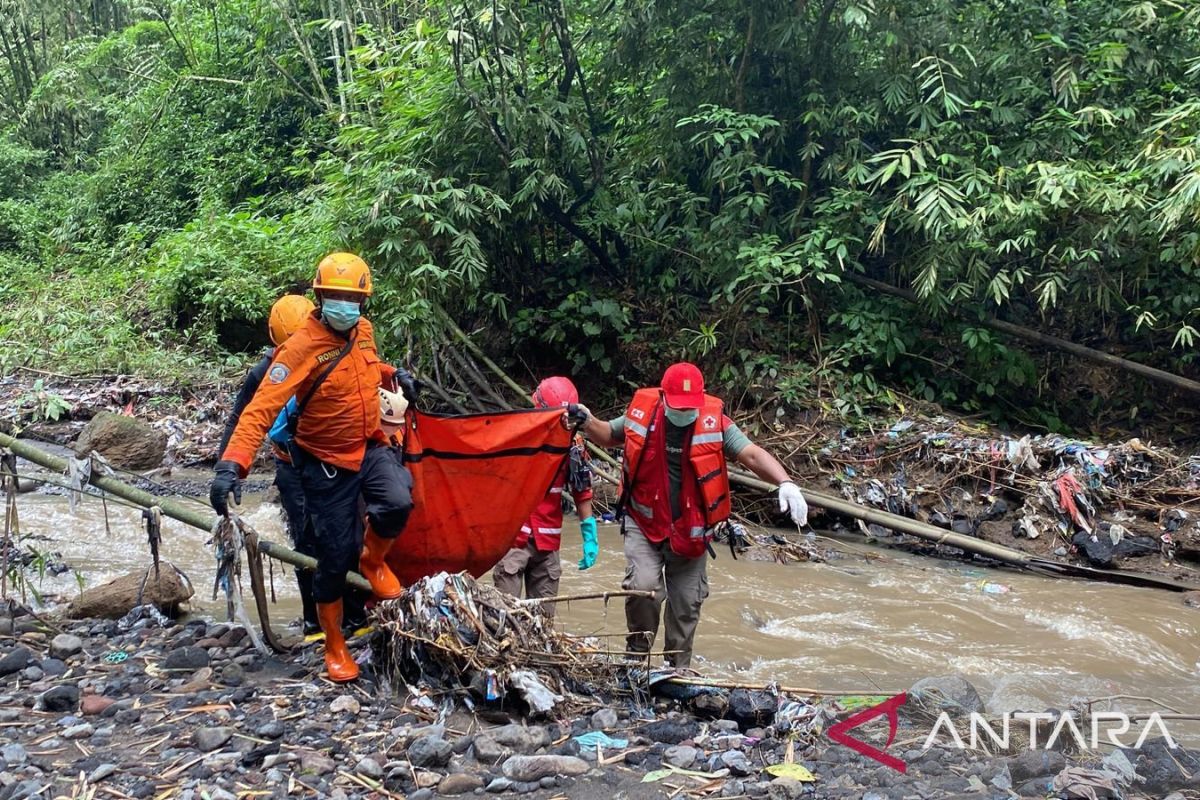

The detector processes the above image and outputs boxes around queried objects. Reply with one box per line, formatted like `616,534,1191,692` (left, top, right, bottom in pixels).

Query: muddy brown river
14,477,1200,732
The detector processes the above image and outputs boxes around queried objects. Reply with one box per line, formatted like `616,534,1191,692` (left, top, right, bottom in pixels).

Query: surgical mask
322,299,361,331
664,407,699,427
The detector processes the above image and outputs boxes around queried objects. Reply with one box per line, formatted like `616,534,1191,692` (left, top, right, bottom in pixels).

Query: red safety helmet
532,376,579,408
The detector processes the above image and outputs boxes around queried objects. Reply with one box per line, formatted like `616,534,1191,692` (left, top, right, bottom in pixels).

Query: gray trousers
622,521,709,668
493,540,563,617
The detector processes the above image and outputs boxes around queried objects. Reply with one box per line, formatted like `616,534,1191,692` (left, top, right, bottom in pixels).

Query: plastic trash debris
509,669,562,713
573,731,628,749
836,695,891,712
117,603,171,632
642,765,731,783
964,580,1010,595
765,763,816,781
1100,748,1136,785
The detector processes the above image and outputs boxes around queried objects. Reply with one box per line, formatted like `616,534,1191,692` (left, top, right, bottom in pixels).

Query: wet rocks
355,757,383,779
501,755,589,782
195,726,234,752
163,646,210,671
639,716,700,744
729,689,776,729
74,411,167,471
720,750,754,776
591,708,618,730
63,722,95,739
0,646,33,676
1123,738,1200,795
39,684,80,712
1,743,28,766
438,773,484,795
664,745,700,768
49,633,83,660
409,736,454,768
485,724,551,754
299,749,337,776
330,695,360,715
766,777,807,799
81,695,115,716
1008,749,1066,783
256,720,285,739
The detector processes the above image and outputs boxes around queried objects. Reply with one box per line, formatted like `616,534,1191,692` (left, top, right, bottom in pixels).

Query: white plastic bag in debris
508,670,563,713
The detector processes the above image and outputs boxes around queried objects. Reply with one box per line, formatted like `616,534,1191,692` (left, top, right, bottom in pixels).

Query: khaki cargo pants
492,540,562,617
622,520,709,668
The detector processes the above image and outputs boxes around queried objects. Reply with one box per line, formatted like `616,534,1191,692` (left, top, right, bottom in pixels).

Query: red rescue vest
619,388,732,558
514,435,593,551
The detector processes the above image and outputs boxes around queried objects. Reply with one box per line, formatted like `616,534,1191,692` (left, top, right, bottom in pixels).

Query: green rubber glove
578,516,599,570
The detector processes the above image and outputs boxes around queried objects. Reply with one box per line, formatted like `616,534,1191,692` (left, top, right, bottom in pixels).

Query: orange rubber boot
360,524,402,600
317,601,359,682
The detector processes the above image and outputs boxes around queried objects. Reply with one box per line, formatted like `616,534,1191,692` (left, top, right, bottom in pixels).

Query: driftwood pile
374,571,635,715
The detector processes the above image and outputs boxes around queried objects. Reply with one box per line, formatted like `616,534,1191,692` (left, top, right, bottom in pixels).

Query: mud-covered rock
74,411,167,471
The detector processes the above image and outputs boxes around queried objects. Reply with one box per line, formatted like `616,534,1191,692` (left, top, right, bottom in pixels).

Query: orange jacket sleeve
219,334,318,476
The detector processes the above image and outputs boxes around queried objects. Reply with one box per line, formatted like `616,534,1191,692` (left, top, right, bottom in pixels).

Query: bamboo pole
517,589,654,605
848,275,1200,398
0,432,373,593
660,676,899,697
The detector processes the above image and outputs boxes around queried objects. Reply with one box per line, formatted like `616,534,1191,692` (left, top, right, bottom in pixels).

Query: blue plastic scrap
574,731,629,749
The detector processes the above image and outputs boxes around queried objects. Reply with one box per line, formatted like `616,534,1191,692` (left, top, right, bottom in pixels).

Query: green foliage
0,0,1197,431
148,208,332,332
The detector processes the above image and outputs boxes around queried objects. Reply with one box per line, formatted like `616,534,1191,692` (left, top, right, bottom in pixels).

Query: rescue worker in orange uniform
578,362,809,668
210,253,414,682
217,294,342,637
493,377,596,613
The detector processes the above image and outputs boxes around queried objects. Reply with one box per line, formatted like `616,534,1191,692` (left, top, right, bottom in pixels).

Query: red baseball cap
661,362,705,409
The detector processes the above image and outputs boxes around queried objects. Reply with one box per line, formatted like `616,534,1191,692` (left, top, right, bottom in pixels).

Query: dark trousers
299,444,414,603
273,458,319,626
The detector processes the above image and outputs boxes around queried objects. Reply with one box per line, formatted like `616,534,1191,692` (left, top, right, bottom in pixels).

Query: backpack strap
286,328,358,436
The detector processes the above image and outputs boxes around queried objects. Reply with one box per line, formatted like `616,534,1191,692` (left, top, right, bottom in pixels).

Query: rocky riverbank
0,603,1197,800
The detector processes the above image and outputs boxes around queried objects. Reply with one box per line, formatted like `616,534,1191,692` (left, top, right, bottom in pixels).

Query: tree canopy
1,0,1198,435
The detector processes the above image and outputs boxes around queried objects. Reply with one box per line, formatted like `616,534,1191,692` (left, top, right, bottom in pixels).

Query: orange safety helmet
313,252,373,296
268,294,316,346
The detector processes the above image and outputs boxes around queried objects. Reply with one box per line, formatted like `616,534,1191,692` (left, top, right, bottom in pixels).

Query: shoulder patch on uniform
268,363,291,384
630,408,646,420
703,414,718,430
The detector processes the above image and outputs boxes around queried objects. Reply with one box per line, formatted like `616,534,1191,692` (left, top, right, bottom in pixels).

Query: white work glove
778,481,809,527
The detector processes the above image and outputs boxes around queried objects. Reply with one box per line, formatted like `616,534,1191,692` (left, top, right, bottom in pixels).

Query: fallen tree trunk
0,431,373,594
848,274,1200,398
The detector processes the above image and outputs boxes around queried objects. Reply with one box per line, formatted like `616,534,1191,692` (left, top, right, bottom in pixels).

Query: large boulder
66,563,193,619
74,411,166,470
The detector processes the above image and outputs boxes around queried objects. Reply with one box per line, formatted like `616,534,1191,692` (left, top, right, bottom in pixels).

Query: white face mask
664,406,699,427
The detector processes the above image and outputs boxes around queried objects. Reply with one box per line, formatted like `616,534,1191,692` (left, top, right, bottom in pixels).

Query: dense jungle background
1,0,1199,440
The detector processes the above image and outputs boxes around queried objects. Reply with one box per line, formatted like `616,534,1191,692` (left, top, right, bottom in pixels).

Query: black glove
210,460,243,516
395,369,423,405
565,403,590,428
